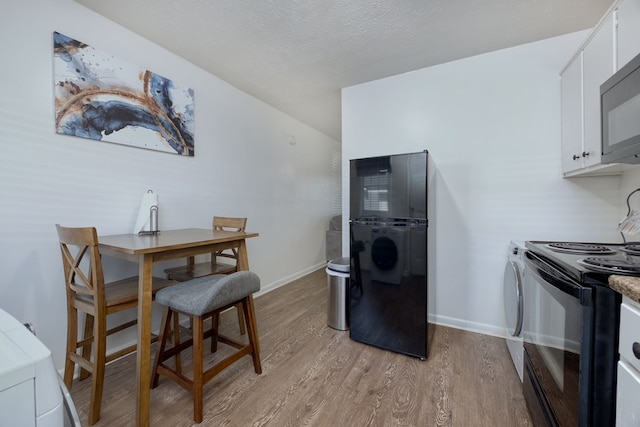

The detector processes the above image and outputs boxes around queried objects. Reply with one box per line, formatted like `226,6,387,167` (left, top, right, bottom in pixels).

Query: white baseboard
429,313,506,339
257,265,508,342
255,262,326,297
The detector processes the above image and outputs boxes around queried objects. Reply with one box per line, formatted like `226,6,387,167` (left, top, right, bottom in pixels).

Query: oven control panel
616,297,640,426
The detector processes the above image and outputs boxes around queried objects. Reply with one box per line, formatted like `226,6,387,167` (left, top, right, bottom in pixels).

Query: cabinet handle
573,154,581,160
582,151,590,157
633,342,640,360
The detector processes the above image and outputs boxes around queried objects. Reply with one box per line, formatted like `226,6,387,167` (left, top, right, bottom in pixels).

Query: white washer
503,240,525,382
370,226,407,285
0,309,64,426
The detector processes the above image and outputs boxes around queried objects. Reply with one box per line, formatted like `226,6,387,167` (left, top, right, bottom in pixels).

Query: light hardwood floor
68,268,532,426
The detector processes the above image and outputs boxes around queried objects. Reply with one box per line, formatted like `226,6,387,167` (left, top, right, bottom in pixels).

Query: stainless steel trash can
326,257,350,330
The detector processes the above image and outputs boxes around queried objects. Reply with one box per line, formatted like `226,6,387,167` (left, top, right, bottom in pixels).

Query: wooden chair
55,224,175,425
151,271,262,423
164,216,248,334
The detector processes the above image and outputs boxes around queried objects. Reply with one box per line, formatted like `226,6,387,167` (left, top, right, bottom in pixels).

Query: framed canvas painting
53,32,195,156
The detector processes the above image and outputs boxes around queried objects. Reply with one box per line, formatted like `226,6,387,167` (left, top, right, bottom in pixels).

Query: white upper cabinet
561,12,617,176
561,53,584,175
560,0,638,177
617,0,640,69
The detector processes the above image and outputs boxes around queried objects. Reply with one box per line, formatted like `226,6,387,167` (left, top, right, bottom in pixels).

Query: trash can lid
327,257,350,273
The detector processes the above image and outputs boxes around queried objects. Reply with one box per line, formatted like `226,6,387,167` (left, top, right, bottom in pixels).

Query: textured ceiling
74,0,613,141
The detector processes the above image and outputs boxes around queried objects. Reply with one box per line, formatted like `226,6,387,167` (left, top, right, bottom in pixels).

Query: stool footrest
216,334,244,350
203,345,254,384
156,364,193,391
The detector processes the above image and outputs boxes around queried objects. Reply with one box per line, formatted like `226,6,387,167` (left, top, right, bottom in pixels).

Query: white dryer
370,225,407,285
503,240,525,382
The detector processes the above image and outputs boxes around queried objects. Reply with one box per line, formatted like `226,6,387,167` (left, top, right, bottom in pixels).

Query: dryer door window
504,260,523,337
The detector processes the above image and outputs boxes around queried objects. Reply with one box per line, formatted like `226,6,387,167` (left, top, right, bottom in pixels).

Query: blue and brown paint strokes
53,32,195,156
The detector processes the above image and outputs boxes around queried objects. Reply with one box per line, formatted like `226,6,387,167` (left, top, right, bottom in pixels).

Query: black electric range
522,241,628,426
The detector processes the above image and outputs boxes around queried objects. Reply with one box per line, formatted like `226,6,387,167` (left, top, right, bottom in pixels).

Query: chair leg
192,315,204,423
79,313,94,381
151,308,173,388
210,313,220,353
172,312,182,374
64,307,78,389
87,311,107,425
235,303,246,335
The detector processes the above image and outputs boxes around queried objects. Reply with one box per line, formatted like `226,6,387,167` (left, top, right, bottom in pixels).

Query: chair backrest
212,216,247,232
212,217,247,260
56,224,106,310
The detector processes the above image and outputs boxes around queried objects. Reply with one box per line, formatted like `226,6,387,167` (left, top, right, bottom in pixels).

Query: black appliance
522,241,627,426
601,51,640,164
349,151,428,359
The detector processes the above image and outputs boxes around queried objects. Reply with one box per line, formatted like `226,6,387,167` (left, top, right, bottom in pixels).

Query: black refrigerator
349,151,428,359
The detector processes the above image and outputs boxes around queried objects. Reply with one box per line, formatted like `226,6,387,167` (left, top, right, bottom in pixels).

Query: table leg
237,239,249,271
136,254,154,427
235,239,260,351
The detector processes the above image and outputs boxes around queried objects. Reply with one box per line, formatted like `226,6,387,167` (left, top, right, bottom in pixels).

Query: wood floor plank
68,268,532,426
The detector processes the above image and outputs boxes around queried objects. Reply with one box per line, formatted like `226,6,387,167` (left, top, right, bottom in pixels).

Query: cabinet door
582,13,616,168
617,0,640,69
619,301,640,373
561,53,584,174
616,361,640,426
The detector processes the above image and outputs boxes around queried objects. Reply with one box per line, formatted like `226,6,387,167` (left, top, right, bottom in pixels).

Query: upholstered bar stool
151,271,262,423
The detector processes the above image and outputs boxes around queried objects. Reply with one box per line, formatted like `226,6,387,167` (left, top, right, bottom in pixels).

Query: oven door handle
524,250,589,302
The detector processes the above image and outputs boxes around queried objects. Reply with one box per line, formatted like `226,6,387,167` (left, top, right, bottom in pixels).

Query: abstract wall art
53,31,195,156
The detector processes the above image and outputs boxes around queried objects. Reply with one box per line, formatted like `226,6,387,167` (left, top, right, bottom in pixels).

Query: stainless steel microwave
601,52,640,164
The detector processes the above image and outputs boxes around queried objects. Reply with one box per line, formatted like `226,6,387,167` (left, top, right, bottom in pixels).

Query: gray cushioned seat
156,271,260,316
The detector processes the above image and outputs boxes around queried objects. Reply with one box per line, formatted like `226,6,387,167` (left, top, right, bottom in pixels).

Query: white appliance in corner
0,308,63,426
503,241,525,382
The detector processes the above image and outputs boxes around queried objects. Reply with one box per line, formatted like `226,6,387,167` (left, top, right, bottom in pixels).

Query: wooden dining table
98,228,259,427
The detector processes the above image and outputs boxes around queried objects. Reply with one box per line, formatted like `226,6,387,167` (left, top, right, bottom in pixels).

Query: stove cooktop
576,257,640,274
526,241,640,283
620,243,640,255
544,242,617,255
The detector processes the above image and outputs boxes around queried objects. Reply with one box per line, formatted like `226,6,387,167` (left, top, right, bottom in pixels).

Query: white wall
0,0,340,370
342,31,636,337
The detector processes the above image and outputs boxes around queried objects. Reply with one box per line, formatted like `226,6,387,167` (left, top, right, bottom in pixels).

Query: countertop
608,275,640,304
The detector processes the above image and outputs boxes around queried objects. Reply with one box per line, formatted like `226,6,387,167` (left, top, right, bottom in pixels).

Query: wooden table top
98,228,259,255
